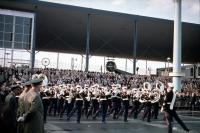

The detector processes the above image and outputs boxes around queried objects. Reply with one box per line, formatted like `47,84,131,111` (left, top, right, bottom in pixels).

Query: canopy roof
0,0,199,63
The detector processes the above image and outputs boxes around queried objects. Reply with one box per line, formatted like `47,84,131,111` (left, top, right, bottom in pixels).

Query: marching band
36,75,170,124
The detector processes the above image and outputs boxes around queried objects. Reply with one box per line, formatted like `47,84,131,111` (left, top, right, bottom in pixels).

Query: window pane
0,15,4,22
15,33,23,42
4,41,12,48
4,33,12,41
5,15,13,24
5,24,13,32
16,17,24,25
24,18,31,26
15,25,23,33
14,42,22,49
0,23,4,31
0,41,3,48
23,34,30,43
0,32,3,40
24,25,30,34
22,43,29,49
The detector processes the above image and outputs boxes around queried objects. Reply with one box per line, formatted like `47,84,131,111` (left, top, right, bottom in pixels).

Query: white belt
76,98,83,100
100,99,107,101
123,98,129,100
42,97,49,99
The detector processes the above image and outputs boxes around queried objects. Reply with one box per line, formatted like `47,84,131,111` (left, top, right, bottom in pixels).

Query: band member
59,89,70,118
129,88,140,119
87,89,99,119
190,92,197,111
40,89,50,123
48,88,58,116
162,83,190,133
141,93,152,122
67,86,84,123
117,89,129,122
108,88,121,119
151,100,159,119
93,90,108,123
82,89,90,117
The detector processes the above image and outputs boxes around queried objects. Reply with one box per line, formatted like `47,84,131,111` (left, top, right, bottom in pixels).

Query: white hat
168,83,174,88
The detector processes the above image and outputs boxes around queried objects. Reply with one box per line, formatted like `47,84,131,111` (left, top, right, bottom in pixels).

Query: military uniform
87,93,99,119
40,91,50,122
4,91,17,133
67,92,83,123
117,92,129,122
4,85,21,133
21,79,44,133
163,84,189,133
142,98,152,122
93,92,108,123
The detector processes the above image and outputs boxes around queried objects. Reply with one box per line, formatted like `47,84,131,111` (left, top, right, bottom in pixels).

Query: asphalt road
44,111,200,133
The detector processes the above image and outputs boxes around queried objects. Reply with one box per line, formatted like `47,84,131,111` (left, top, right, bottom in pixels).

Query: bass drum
106,61,116,72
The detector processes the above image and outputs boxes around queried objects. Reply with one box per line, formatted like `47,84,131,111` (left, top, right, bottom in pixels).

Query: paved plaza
44,111,200,133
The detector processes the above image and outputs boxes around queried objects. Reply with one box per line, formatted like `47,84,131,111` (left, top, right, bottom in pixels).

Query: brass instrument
131,88,139,101
139,82,152,103
150,81,164,103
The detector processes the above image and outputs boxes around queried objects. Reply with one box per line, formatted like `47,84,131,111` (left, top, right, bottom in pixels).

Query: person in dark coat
162,83,190,133
117,90,129,122
4,85,20,133
190,92,197,111
67,88,84,123
92,91,108,123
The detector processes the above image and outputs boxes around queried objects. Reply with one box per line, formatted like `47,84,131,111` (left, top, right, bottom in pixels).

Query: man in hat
17,81,32,133
4,84,21,133
162,83,190,133
18,78,44,133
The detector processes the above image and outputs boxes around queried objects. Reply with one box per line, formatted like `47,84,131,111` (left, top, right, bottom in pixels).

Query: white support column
85,14,91,72
171,0,183,92
30,13,36,71
56,52,59,69
146,60,148,75
104,56,106,73
125,58,127,72
10,16,16,67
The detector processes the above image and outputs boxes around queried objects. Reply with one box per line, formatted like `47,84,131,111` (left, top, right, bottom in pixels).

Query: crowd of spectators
0,66,200,110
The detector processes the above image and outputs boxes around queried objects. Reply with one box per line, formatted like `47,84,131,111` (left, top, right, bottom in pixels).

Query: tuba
156,81,164,93
139,82,152,103
32,73,48,88
32,74,39,79
150,81,164,103
38,74,48,88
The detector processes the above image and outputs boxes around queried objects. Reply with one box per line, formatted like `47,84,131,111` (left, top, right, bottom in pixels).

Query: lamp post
148,67,151,75
4,51,10,68
167,57,171,75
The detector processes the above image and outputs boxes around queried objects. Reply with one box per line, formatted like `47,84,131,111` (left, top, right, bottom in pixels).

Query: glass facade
0,14,32,49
